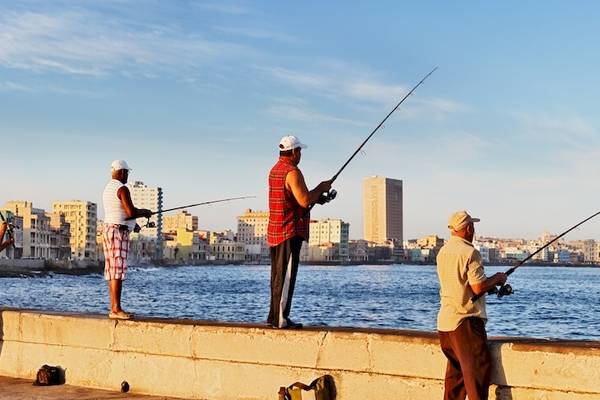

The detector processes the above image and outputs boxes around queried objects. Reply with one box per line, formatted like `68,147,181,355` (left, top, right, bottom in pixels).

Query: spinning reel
488,283,513,298
318,189,337,204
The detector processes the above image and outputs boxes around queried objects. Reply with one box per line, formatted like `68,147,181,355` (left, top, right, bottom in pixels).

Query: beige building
237,209,269,262
308,218,350,261
362,176,403,244
48,213,71,260
129,181,163,259
163,211,198,234
3,201,53,259
52,201,98,260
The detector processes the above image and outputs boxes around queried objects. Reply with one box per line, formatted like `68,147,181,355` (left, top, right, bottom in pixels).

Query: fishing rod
312,67,438,208
125,196,256,223
472,209,600,302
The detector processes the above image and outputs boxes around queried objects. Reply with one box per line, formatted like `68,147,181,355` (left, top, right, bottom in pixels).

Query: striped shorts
102,224,130,280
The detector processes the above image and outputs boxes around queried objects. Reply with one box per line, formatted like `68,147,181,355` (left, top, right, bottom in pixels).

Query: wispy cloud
212,26,301,43
511,111,597,148
0,9,253,77
0,81,34,92
266,98,365,126
195,2,251,15
259,64,467,119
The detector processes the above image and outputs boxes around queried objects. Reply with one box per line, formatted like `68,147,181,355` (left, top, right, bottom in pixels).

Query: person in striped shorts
267,135,333,329
102,160,152,320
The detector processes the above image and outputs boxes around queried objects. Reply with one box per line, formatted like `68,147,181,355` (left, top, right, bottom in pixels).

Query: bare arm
286,170,332,208
470,273,507,295
117,186,152,219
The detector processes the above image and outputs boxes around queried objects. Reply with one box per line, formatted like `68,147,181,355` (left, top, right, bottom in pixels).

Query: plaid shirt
267,157,309,247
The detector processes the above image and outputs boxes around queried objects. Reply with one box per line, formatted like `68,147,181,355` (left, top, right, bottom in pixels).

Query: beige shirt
436,236,487,332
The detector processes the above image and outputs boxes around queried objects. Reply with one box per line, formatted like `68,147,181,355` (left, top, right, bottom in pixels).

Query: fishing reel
488,283,513,298
317,189,337,205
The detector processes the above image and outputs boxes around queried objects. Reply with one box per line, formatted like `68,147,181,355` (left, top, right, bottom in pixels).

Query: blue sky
2,1,600,240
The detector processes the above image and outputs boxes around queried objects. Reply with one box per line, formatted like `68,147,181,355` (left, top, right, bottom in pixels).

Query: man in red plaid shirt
267,135,334,329
102,160,152,320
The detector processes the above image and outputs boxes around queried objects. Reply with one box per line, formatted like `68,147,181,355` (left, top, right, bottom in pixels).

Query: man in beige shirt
436,211,507,400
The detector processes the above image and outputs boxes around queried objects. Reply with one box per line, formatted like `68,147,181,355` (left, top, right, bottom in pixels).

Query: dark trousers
438,317,491,400
267,236,303,328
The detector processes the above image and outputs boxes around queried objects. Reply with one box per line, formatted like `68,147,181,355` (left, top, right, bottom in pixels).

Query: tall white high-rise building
130,181,163,259
362,176,403,244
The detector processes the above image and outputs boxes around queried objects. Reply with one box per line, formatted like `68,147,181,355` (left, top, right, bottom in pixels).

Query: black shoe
284,319,303,329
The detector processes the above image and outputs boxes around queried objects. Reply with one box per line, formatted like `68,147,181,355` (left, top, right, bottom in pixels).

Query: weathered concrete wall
0,309,599,399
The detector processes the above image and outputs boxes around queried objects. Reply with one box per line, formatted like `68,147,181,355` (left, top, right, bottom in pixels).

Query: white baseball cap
278,135,307,151
111,160,131,172
448,210,480,231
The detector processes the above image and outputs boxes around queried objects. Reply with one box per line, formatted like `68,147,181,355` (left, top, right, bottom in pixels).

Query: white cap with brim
448,210,480,232
111,160,131,172
279,135,307,151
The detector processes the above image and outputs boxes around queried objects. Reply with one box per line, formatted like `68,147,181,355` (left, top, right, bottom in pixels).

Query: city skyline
2,2,600,239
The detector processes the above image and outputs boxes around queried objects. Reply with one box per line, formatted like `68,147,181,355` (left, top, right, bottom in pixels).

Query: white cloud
266,98,364,126
0,9,253,77
259,64,467,120
212,26,301,43
511,111,597,147
195,2,251,15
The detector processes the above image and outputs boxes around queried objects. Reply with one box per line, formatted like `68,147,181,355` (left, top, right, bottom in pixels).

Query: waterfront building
582,240,598,263
362,176,403,244
3,201,52,259
304,242,340,262
348,239,369,262
474,244,490,263
209,241,245,262
48,212,71,260
236,209,269,262
554,248,572,264
163,211,198,234
52,201,97,260
503,247,530,262
162,228,207,262
129,181,163,259
308,218,350,261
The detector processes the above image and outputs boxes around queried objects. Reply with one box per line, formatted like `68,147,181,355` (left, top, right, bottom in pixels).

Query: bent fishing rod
472,209,600,302
125,196,255,222
312,67,438,208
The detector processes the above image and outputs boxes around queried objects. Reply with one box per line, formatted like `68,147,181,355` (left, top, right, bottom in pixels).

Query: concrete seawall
0,309,599,399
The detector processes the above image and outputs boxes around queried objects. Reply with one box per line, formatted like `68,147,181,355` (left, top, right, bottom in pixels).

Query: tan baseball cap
448,210,480,231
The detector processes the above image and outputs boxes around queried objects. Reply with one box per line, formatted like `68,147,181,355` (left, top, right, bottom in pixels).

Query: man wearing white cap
101,160,152,319
267,135,333,329
436,211,507,400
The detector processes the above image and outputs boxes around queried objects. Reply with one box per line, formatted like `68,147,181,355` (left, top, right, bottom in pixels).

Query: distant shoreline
2,259,599,278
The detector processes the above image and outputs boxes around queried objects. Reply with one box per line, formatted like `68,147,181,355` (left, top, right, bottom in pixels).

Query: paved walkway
0,376,183,399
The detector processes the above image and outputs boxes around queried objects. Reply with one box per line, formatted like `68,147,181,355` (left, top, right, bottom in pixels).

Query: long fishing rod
312,67,438,207
472,209,600,302
331,67,437,183
125,195,255,221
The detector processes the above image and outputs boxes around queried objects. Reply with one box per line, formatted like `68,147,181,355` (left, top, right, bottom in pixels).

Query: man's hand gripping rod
311,67,438,209
471,209,600,302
